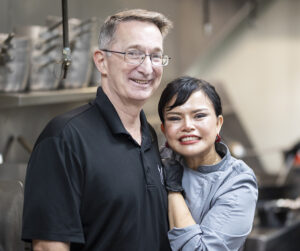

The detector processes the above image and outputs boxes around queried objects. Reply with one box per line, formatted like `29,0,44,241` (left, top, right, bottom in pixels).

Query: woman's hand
161,158,185,194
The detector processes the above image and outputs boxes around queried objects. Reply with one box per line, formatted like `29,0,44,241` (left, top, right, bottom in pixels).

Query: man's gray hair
99,9,173,49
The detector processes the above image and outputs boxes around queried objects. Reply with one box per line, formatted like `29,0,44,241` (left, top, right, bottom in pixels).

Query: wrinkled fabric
161,158,184,193
165,143,258,251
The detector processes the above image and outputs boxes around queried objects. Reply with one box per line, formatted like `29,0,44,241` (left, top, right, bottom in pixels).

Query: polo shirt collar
140,110,153,148
95,87,152,148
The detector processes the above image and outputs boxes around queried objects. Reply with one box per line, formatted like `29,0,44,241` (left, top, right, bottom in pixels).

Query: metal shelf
0,86,98,108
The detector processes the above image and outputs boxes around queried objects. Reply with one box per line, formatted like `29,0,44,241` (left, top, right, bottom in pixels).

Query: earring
216,134,221,143
165,141,170,148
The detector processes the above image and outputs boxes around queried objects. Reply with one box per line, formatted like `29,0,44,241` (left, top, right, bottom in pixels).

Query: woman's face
162,90,223,159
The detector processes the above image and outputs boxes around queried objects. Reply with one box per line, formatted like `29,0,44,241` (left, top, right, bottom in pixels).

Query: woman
158,76,258,251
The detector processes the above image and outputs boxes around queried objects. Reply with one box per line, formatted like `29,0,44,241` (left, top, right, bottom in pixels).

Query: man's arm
33,240,70,251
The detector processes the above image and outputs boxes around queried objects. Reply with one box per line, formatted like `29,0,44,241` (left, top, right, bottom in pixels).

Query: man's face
100,20,164,104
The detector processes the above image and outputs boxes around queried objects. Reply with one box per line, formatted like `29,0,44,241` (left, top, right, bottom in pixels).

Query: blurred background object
0,33,31,92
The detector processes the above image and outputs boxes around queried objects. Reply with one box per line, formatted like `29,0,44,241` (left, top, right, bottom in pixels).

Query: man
22,9,172,251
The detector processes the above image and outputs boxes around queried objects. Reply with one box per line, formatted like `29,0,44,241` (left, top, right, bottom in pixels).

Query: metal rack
0,86,97,108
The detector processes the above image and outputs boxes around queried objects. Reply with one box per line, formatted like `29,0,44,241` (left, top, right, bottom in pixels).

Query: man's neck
103,86,145,145
118,110,142,145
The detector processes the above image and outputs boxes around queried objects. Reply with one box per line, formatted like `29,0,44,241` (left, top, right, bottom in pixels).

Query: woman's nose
182,118,194,131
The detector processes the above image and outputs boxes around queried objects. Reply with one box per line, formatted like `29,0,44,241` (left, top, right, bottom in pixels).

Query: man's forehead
115,20,162,38
112,21,163,50
116,19,159,29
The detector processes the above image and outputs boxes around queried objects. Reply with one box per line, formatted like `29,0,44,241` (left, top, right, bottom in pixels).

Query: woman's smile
179,135,201,144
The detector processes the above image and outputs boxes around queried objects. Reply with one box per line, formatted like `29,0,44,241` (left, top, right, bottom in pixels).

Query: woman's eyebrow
165,108,209,114
165,111,181,115
191,108,209,113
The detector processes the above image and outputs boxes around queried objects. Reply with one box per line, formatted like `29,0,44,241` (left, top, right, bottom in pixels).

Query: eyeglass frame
100,49,171,66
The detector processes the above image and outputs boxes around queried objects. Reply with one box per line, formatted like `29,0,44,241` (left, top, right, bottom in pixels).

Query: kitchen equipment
256,197,300,227
0,33,31,92
255,141,300,229
15,24,62,91
60,0,72,80
0,136,30,250
61,17,98,89
0,180,25,251
244,213,300,251
45,16,97,89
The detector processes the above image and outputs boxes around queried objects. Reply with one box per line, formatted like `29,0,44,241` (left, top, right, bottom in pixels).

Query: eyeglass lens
125,51,168,66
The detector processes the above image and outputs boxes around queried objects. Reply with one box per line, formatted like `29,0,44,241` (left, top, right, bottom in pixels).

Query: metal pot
0,33,31,92
61,17,98,89
15,25,62,91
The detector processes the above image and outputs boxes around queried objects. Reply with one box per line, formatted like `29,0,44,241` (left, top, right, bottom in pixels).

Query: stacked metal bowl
0,33,31,92
1,16,99,92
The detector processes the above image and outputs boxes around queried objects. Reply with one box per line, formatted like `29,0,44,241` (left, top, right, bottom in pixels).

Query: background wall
187,0,300,174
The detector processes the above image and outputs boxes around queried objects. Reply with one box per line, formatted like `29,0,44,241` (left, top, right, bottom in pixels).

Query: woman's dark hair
158,76,222,123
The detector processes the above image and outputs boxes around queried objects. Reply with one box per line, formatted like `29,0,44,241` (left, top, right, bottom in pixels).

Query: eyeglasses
101,49,170,66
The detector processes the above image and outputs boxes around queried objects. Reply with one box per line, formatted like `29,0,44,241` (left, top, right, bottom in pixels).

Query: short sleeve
22,137,85,243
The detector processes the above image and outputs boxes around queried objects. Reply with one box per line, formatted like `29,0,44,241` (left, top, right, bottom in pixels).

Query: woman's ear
216,115,223,134
160,123,165,134
93,49,107,75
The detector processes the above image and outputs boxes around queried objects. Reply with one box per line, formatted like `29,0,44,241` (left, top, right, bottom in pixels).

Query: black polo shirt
22,87,171,251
